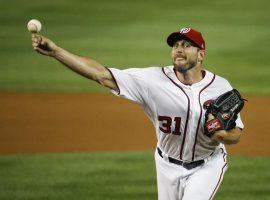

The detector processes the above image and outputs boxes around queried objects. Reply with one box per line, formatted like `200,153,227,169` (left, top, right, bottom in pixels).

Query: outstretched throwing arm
31,34,117,90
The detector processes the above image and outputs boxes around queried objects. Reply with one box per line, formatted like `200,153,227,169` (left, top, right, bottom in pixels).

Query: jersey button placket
181,86,193,161
185,86,200,161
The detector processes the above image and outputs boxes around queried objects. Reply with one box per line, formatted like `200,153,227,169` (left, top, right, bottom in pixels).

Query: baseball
27,19,42,33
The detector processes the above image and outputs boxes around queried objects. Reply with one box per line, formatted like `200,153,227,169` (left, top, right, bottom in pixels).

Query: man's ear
198,50,205,63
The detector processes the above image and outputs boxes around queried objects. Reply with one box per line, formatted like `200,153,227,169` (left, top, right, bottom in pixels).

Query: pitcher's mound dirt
0,92,269,156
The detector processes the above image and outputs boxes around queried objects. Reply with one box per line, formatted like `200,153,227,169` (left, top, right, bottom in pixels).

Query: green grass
0,0,269,94
0,151,269,200
0,151,157,200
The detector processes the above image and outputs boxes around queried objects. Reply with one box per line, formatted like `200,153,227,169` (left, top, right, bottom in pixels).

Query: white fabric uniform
108,66,244,200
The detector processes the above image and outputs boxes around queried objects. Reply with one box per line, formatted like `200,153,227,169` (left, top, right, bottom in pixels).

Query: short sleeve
107,67,148,105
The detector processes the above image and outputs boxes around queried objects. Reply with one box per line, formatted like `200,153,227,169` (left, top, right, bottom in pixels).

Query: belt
157,147,204,170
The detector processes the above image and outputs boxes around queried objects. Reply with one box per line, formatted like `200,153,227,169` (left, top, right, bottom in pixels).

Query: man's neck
174,66,204,85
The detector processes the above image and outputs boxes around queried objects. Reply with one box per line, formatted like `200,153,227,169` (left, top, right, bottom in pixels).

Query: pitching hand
31,34,59,56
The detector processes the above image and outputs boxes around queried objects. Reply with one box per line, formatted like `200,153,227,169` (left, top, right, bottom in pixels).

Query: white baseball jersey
108,66,244,162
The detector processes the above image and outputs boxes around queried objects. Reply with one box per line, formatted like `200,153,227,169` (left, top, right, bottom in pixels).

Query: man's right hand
31,34,59,57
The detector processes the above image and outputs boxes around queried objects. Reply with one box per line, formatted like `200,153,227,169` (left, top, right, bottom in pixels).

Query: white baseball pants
155,148,228,200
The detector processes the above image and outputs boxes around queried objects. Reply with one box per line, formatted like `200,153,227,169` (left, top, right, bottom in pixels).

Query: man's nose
175,46,184,53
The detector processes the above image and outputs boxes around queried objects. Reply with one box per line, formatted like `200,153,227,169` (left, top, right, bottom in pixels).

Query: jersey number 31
158,116,181,135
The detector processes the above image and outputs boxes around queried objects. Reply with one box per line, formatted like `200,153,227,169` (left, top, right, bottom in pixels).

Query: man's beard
173,59,197,73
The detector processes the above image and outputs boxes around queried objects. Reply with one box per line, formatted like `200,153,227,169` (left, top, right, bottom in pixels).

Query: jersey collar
163,66,215,89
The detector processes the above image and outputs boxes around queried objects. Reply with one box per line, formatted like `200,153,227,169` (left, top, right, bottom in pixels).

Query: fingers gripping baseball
31,34,58,56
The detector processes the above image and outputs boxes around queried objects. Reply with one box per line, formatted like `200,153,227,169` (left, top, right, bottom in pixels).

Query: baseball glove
204,89,246,137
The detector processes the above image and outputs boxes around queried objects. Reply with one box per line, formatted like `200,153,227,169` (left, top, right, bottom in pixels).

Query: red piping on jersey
161,67,190,160
220,147,227,162
191,74,216,161
209,158,227,200
106,67,120,95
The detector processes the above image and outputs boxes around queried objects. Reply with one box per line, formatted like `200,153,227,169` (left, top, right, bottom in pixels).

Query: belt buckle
182,162,190,170
182,160,204,170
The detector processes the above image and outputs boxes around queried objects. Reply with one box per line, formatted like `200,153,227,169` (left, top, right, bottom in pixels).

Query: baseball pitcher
31,27,245,200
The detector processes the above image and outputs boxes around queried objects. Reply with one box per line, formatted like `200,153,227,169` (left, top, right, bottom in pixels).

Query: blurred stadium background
0,0,269,199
